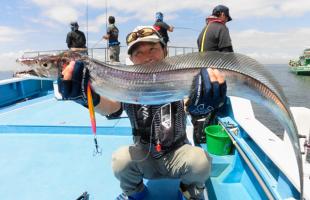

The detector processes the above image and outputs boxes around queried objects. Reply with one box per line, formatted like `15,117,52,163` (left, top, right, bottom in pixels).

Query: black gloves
58,60,100,107
188,68,227,117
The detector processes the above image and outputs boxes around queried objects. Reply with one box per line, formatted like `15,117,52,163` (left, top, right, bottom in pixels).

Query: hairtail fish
17,51,304,198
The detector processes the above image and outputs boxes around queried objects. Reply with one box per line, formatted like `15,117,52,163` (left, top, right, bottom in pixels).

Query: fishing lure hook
93,136,102,156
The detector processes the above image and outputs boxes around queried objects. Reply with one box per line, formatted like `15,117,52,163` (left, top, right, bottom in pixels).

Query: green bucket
205,125,232,155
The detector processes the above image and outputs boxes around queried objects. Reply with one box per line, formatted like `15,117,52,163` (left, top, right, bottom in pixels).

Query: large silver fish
17,51,303,198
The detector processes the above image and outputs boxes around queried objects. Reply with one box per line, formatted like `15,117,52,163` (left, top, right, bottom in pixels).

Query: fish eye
43,63,48,67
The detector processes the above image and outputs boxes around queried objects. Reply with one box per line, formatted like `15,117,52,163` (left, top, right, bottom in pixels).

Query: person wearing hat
153,12,174,44
194,5,233,146
66,21,87,53
103,16,120,62
197,5,233,52
58,25,227,200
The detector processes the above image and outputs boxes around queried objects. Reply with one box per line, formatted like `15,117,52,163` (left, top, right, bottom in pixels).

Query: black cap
108,16,115,24
70,21,79,27
212,5,232,21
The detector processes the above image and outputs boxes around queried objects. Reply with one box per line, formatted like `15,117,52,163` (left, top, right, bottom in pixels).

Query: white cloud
45,6,80,24
29,0,310,27
232,28,310,64
27,17,61,29
222,0,310,19
87,12,132,33
0,51,29,71
0,26,20,43
280,0,310,17
30,0,85,24
13,0,310,65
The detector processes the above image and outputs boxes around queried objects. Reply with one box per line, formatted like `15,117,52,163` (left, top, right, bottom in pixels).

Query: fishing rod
174,26,201,32
86,0,89,48
105,0,108,60
91,38,104,48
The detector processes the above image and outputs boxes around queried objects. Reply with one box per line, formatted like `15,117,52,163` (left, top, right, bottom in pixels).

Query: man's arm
161,22,174,32
95,97,121,116
219,46,233,52
103,26,112,40
81,32,87,47
66,33,72,48
168,25,174,32
103,34,110,40
218,26,233,52
60,60,121,116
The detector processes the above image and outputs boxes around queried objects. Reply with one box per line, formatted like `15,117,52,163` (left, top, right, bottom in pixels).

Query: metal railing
23,46,198,64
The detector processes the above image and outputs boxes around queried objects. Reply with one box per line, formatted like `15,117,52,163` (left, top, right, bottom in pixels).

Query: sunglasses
126,28,160,45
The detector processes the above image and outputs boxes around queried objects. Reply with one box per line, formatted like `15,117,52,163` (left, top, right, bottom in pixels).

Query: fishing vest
108,24,120,46
123,101,187,158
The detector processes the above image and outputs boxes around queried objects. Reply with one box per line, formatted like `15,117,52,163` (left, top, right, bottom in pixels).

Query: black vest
123,101,187,158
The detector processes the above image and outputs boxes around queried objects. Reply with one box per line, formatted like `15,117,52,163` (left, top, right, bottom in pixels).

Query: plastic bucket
205,125,232,155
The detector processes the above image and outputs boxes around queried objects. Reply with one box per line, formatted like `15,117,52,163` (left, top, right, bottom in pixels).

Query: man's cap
70,21,79,27
108,16,115,24
155,12,163,21
212,5,232,21
127,26,165,54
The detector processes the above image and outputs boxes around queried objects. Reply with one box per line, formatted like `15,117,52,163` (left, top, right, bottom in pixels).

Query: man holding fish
59,26,227,200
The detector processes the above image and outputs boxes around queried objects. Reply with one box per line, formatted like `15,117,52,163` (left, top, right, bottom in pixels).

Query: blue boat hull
0,78,300,199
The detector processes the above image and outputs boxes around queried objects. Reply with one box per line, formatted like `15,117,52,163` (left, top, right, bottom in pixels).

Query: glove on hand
188,68,227,116
58,60,100,107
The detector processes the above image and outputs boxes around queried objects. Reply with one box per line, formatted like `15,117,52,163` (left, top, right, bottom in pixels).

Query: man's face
130,42,166,65
72,26,78,31
219,12,228,23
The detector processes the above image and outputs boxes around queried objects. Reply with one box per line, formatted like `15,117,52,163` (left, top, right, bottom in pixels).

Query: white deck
229,96,310,200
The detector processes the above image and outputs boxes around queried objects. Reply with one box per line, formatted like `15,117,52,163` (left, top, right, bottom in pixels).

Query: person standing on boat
66,21,87,54
58,26,227,200
153,12,174,44
103,16,120,62
197,5,233,52
193,5,233,145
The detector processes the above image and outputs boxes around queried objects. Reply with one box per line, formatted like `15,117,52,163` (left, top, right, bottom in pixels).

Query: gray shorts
109,45,120,62
112,143,211,198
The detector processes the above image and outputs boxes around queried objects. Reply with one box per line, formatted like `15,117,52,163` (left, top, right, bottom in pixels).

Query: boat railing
23,46,198,64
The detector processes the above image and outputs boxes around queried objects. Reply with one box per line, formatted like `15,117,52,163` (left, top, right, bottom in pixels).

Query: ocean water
250,64,310,134
1,65,309,134
0,71,13,80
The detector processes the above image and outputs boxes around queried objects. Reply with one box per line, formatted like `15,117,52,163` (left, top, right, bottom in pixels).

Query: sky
1,0,310,71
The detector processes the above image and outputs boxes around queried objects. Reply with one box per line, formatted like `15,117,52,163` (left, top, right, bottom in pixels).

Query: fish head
16,52,83,78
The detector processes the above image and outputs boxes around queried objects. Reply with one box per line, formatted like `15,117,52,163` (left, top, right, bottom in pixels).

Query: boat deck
0,93,263,200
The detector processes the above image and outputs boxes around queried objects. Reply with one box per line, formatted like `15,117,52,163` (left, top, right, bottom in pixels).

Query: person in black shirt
153,12,174,44
66,21,87,53
194,5,233,145
197,5,233,52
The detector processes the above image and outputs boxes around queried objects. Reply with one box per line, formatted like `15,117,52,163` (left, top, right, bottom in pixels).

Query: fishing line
86,0,89,48
174,26,200,32
105,0,108,59
91,38,104,48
